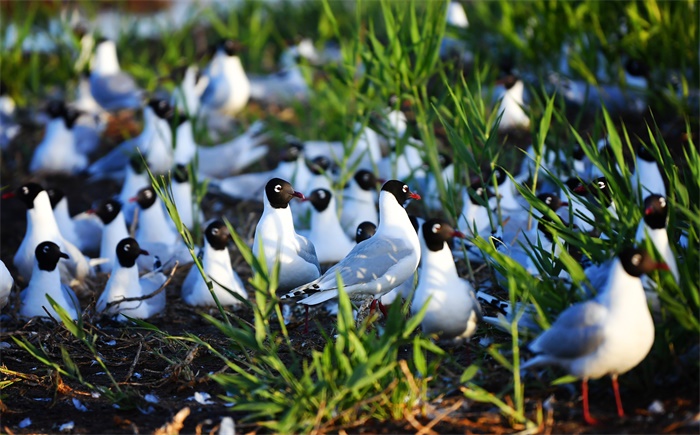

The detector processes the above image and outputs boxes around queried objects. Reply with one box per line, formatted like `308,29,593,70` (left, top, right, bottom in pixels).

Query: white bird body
99,211,129,274
14,189,90,286
197,121,270,178
284,182,421,305
97,258,166,321
89,39,142,111
171,176,201,231
411,221,480,342
172,65,205,117
134,194,183,270
632,156,666,199
20,244,80,321
30,116,87,175
182,230,247,307
307,192,355,264
460,188,495,239
339,175,378,239
52,196,103,254
119,162,150,226
495,79,530,132
0,260,14,309
523,255,654,380
252,187,321,292
636,223,679,283
200,49,250,117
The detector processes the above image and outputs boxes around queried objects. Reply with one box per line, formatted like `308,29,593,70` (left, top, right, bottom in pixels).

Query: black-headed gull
119,155,150,226
194,120,269,178
30,101,87,175
522,247,669,425
89,38,142,111
282,180,421,305
252,178,321,292
636,195,679,282
182,220,247,307
96,237,167,321
0,260,13,309
200,40,250,117
305,189,355,264
91,199,129,274
6,183,91,287
411,218,481,342
47,188,102,254
20,242,80,321
339,169,380,238
493,71,530,132
132,186,189,271
460,182,496,239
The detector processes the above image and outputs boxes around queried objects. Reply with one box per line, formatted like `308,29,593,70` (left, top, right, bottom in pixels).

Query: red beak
86,209,95,215
292,191,305,200
654,262,670,271
452,230,467,239
560,202,569,207
129,197,137,203
140,249,150,256
1,192,15,199
409,192,421,200
573,185,587,194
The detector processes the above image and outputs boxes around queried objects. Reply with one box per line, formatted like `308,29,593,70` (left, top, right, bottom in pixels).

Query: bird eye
43,245,50,253
631,254,641,266
597,181,606,189
124,244,130,252
106,204,113,212
476,188,483,196
659,197,666,208
432,223,441,233
274,184,282,193
402,185,409,193
212,228,219,235
357,228,362,236
22,187,28,194
318,191,326,199
545,196,552,204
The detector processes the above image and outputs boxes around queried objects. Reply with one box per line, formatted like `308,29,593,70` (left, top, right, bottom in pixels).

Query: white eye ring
476,188,483,196
402,185,409,193
318,191,326,199
659,197,666,208
274,185,282,193
545,196,552,204
432,223,441,233
631,254,641,266
106,204,113,212
43,245,50,253
124,244,130,252
212,228,219,235
598,181,606,189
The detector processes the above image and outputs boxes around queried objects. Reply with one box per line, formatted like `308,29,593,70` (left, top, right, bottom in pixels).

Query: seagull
249,39,313,104
181,220,248,307
91,199,129,274
460,182,497,239
339,169,380,238
305,189,355,264
6,183,91,287
0,82,20,150
132,186,189,271
252,178,321,292
119,155,150,226
411,218,481,342
635,194,679,282
47,188,102,254
96,237,167,321
171,65,207,117
281,180,421,306
561,177,595,234
0,260,14,309
171,164,203,230
493,70,530,132
89,37,142,111
87,98,174,178
522,247,669,425
631,145,666,199
200,39,250,118
573,177,618,223
378,215,423,309
30,100,88,175
20,242,80,321
423,153,455,210
294,155,335,228
304,123,381,171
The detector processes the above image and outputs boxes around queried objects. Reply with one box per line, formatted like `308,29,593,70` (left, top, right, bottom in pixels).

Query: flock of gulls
0,1,692,426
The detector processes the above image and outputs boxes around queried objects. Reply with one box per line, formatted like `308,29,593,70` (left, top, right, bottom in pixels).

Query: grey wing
200,76,230,109
314,236,414,290
529,301,607,359
88,137,141,176
91,73,142,110
295,234,321,273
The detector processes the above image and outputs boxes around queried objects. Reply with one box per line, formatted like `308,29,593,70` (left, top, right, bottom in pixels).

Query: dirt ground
1,106,699,434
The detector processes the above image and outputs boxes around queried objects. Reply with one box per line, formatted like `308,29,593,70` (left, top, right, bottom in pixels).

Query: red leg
304,305,310,334
378,301,388,318
611,374,625,418
369,298,378,317
582,378,599,425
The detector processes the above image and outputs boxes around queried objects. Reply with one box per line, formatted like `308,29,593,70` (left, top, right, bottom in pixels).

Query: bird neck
93,42,121,75
421,240,458,279
376,192,410,234
31,262,62,287
203,242,231,268
310,198,345,236
30,191,62,236
597,259,646,310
